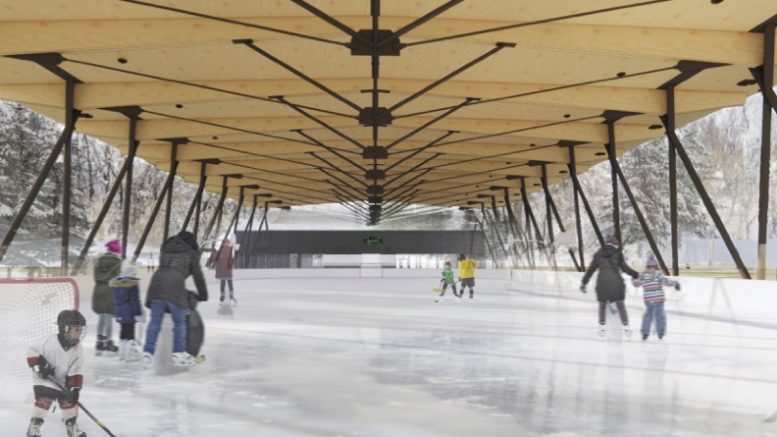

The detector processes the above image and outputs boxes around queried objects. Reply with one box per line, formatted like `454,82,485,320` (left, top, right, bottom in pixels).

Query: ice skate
230,295,238,307
219,293,225,303
103,338,118,355
95,335,106,356
597,323,609,339
172,351,198,367
118,339,128,361
622,324,633,338
65,417,86,437
26,418,43,437
141,352,153,367
124,340,143,362
642,333,649,341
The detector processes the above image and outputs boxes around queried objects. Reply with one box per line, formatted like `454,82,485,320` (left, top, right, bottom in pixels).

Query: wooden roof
1,0,775,223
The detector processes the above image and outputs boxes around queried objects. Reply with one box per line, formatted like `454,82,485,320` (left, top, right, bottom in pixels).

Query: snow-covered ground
2,271,777,436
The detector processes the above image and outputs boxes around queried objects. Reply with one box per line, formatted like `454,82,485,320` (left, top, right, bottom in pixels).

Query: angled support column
193,162,208,240
131,167,177,263
601,111,640,243
61,78,76,274
71,157,132,274
238,194,259,268
0,88,80,264
752,22,776,279
1,53,82,267
605,144,669,275
161,138,185,243
101,106,143,259
227,186,248,236
519,177,545,247
201,175,236,246
181,159,218,233
661,86,751,279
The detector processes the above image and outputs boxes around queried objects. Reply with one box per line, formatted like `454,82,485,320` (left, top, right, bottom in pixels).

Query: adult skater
458,254,478,299
92,239,121,356
209,237,236,305
142,231,208,367
579,235,639,338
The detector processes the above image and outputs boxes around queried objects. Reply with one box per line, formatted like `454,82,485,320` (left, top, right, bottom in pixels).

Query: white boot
172,352,198,367
622,323,633,338
124,340,143,362
597,323,609,339
118,340,128,361
141,352,153,367
26,418,43,437
65,417,86,437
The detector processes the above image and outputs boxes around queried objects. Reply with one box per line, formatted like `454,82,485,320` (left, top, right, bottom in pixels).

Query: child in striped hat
632,254,681,340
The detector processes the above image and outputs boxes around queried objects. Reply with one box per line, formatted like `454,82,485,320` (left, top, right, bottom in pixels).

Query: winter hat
604,235,619,247
177,231,199,251
106,239,122,255
645,254,659,269
118,261,139,280
458,254,466,261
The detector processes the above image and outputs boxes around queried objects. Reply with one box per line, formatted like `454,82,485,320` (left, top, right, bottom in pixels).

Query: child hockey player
434,261,458,302
26,309,87,437
632,254,681,340
458,254,478,299
111,262,143,361
580,235,639,338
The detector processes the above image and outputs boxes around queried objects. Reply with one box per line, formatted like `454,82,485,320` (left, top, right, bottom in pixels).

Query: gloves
675,283,681,291
69,388,80,404
579,284,587,294
34,356,54,379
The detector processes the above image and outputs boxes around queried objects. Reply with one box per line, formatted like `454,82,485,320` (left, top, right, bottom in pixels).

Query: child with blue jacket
110,262,143,361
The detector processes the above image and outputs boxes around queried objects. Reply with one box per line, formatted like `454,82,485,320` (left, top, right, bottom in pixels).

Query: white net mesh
0,278,78,403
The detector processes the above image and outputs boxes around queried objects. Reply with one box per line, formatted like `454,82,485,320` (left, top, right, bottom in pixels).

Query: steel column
605,145,670,275
193,162,207,240
757,23,775,279
661,92,752,279
238,195,258,268
131,169,176,263
0,96,79,263
667,87,679,276
162,141,180,243
181,161,208,233
71,157,131,274
61,78,76,274
606,122,621,243
121,116,139,259
568,146,585,269
201,176,231,246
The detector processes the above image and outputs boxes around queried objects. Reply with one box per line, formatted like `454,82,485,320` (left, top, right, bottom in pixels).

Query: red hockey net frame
0,277,79,403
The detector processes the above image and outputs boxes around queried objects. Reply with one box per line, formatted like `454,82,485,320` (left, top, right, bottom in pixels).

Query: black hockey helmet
57,310,86,345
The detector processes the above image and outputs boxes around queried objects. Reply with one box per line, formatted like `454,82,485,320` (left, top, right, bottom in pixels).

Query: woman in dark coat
580,235,639,338
92,239,122,355
142,231,208,367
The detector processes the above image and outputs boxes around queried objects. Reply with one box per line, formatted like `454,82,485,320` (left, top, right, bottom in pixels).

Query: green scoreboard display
362,236,383,245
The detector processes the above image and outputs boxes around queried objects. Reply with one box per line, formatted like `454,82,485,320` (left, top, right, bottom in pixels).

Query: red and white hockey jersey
27,334,83,391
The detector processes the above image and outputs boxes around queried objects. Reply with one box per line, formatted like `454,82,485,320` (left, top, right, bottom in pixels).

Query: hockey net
0,278,79,403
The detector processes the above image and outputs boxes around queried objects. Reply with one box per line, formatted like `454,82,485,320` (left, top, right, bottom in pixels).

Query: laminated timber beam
0,18,770,67
0,79,747,116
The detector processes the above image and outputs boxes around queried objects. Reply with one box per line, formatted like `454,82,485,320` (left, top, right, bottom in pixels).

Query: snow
2,271,776,436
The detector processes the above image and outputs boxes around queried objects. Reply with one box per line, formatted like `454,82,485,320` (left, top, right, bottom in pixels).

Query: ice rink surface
3,273,777,436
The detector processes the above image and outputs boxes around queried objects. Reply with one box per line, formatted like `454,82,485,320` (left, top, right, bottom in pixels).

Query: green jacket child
442,264,455,285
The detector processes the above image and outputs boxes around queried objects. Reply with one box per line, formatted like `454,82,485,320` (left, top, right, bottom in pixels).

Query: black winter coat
581,244,638,302
145,236,208,310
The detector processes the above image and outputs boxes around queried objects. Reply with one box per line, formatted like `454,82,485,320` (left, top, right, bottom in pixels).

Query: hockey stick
47,377,118,437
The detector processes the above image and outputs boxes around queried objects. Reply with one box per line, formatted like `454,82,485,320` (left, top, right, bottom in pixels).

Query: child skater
632,254,681,340
435,261,458,302
111,261,144,361
580,235,639,338
25,310,87,437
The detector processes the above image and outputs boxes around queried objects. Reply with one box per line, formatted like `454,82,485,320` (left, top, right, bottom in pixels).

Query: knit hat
118,261,139,280
646,254,659,269
105,239,122,255
604,235,619,247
